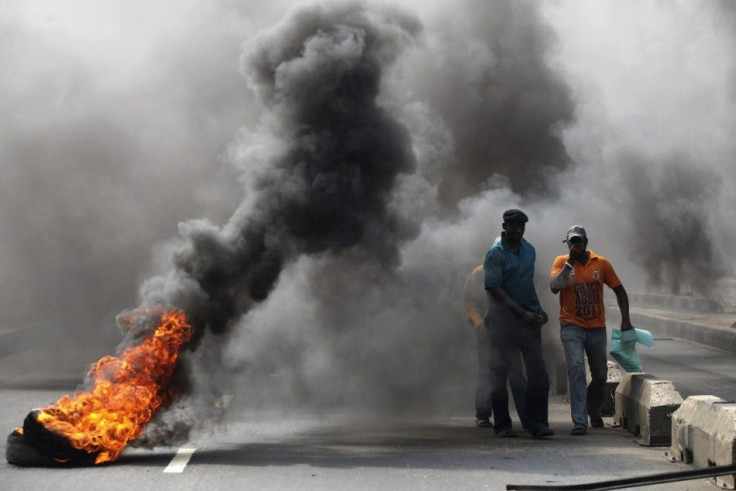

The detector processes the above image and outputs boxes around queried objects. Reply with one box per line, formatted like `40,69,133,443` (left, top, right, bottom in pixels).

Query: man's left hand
621,319,633,331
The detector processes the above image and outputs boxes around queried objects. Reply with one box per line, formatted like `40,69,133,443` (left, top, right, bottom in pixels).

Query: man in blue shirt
484,209,553,438
464,264,528,429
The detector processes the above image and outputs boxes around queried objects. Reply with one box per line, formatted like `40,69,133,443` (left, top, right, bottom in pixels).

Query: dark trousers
476,326,528,425
488,318,549,433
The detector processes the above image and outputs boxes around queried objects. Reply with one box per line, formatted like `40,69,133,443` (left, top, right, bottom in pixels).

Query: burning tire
5,411,98,467
7,310,192,466
6,429,57,467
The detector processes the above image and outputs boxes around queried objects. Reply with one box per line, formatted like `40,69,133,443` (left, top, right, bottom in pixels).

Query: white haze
2,0,735,434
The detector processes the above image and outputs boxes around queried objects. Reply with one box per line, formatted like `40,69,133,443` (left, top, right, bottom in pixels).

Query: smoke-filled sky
2,0,735,427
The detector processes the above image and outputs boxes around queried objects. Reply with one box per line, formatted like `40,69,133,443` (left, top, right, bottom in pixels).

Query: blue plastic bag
610,327,653,372
633,327,654,348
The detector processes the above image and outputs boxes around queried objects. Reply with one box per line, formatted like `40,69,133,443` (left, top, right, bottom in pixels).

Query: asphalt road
639,335,736,402
1,331,733,490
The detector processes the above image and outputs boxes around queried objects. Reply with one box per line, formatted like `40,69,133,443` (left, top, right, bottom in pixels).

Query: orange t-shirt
550,250,622,329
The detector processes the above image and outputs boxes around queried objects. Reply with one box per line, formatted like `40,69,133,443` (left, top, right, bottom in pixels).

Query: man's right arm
485,248,545,328
488,286,544,327
550,256,573,293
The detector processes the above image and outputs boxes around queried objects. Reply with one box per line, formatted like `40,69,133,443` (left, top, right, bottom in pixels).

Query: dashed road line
164,447,196,473
162,394,231,473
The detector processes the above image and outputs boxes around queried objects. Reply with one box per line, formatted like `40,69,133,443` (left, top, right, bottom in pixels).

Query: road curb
628,292,723,313
629,311,736,353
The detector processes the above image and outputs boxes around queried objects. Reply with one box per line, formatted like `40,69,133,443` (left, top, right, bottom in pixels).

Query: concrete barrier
667,395,736,489
615,373,683,446
601,361,623,417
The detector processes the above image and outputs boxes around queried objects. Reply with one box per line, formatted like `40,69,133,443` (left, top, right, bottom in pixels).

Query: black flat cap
502,209,528,223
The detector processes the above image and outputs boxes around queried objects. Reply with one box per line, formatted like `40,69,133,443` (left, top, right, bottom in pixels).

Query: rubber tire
19,411,98,466
6,430,57,467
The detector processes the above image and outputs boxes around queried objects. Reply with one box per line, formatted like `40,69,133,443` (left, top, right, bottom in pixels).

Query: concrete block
614,373,683,446
668,396,736,488
601,361,623,417
561,360,620,416
668,395,725,465
714,406,736,488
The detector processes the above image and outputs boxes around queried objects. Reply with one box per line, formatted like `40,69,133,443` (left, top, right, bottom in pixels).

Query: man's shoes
531,426,554,439
590,416,604,428
570,425,587,435
476,418,492,428
496,428,517,438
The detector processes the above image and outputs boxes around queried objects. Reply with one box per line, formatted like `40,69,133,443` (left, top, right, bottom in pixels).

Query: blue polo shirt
484,234,541,313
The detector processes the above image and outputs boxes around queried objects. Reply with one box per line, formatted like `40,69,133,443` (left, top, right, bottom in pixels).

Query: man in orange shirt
550,225,632,435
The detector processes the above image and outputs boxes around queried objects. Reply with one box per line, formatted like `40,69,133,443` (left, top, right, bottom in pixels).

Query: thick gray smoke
616,155,725,294
404,0,574,207
543,0,736,295
136,1,420,337
124,1,425,440
3,0,736,447
0,0,255,347
216,0,576,417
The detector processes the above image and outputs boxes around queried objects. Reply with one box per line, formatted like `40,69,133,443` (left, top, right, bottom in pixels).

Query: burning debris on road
6,309,192,466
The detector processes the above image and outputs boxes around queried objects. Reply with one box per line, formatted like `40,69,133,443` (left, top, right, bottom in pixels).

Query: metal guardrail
507,463,736,490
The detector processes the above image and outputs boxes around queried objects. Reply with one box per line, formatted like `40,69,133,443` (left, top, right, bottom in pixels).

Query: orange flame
35,309,193,464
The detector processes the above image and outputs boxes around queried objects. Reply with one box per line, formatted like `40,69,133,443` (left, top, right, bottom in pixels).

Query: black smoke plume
128,1,421,409
212,0,577,416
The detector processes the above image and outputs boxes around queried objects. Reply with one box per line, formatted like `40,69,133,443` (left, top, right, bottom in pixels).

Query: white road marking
161,393,231,473
164,447,196,473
